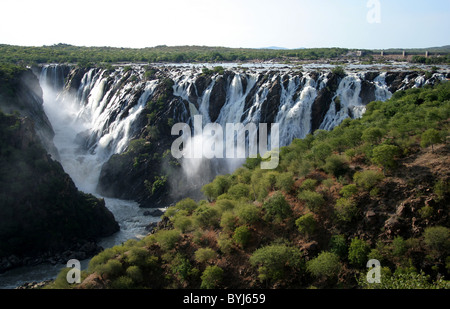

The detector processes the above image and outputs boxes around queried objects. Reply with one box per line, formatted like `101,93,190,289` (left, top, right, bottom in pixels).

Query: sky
0,0,448,49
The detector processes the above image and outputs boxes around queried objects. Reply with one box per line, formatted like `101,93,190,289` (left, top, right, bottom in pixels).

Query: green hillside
48,81,450,289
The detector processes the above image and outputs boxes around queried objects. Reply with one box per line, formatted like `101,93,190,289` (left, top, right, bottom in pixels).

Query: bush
371,144,399,171
423,226,450,254
126,265,143,284
215,199,235,213
174,198,198,214
306,251,342,280
227,183,250,200
126,247,149,267
194,248,217,263
263,191,292,221
220,211,237,232
276,172,295,192
193,205,221,229
298,190,325,212
329,235,347,259
331,66,346,77
334,197,358,222
362,127,384,144
348,238,370,268
249,244,302,282
353,170,384,190
295,213,316,238
155,229,181,251
172,213,193,233
323,155,349,177
299,179,318,191
235,202,260,225
97,259,123,279
420,128,442,151
200,266,224,289
340,184,358,198
232,226,251,248
217,233,234,254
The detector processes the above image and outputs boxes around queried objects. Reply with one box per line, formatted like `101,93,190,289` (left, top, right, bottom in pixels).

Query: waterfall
38,65,160,247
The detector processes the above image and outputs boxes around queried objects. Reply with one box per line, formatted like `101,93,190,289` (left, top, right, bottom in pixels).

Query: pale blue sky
0,0,448,49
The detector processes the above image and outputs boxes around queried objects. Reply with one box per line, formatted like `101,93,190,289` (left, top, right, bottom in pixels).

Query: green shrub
217,233,234,254
329,235,347,259
220,211,237,232
126,265,143,284
215,199,235,213
298,190,325,212
263,191,292,221
353,170,384,190
340,184,358,198
418,205,434,219
334,197,358,222
276,172,295,192
227,183,250,200
110,276,134,289
249,244,302,282
126,247,149,267
306,251,342,280
193,205,221,229
392,236,407,257
299,179,318,191
194,248,217,263
155,229,181,251
295,213,316,238
420,128,442,151
371,144,399,171
200,266,224,289
174,198,198,214
232,226,251,248
434,179,449,202
423,226,450,254
97,259,123,279
172,213,193,233
323,155,349,177
235,202,260,225
348,238,370,268
362,127,384,144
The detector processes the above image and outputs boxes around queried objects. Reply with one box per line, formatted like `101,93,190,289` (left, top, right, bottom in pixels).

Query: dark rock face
260,76,282,125
0,112,119,267
359,80,376,105
0,69,58,158
311,87,334,132
209,75,228,122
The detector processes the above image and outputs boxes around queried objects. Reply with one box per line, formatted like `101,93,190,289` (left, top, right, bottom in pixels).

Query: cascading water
38,65,161,246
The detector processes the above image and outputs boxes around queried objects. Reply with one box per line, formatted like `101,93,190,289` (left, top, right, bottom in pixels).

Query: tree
295,213,316,238
263,191,292,221
298,190,325,213
371,144,399,172
420,129,442,152
232,226,251,248
200,266,224,289
249,244,302,283
348,238,370,268
353,170,384,190
306,251,342,281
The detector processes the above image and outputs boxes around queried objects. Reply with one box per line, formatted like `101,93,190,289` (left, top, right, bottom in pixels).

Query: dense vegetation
48,80,450,289
0,44,353,66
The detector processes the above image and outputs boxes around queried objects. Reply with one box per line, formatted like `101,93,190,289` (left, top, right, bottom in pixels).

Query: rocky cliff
0,66,119,272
